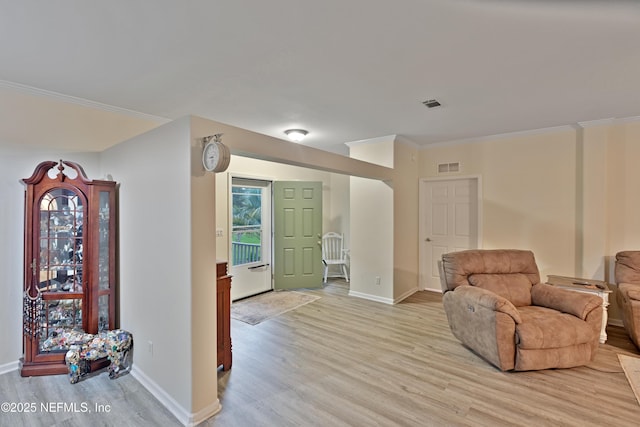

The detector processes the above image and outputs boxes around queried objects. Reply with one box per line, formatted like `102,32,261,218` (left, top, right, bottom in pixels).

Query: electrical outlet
375,276,381,285
216,228,223,237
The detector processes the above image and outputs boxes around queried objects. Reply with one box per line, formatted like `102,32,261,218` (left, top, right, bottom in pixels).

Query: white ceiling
1,1,639,152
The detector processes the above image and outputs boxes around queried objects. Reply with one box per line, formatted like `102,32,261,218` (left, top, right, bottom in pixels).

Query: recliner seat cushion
516,306,595,349
468,273,532,307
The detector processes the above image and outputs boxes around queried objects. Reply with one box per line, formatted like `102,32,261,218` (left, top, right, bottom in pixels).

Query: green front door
273,181,323,290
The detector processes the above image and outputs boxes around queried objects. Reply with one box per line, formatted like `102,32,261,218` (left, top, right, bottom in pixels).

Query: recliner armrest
531,283,601,320
451,285,522,324
619,282,640,301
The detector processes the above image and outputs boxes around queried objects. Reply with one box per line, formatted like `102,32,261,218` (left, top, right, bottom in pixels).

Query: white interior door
419,177,480,291
230,178,272,301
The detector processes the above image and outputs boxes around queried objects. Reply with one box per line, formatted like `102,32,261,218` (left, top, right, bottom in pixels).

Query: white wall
348,136,421,304
349,176,394,302
188,117,222,418
420,130,578,279
581,126,607,280
329,173,351,249
605,121,640,254
349,138,395,303
0,150,100,373
584,121,640,322
393,139,420,301
0,85,163,152
100,117,212,423
418,120,640,325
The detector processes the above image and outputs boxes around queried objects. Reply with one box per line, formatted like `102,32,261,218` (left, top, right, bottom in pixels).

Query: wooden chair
321,232,349,283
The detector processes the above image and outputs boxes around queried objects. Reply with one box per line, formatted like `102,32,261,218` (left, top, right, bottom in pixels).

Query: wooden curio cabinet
20,160,117,377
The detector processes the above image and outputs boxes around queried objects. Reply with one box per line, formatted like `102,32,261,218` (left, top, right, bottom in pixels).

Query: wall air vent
438,162,460,173
422,99,442,108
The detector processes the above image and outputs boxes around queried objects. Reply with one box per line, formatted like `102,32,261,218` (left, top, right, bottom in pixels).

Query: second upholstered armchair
440,249,602,371
615,251,640,349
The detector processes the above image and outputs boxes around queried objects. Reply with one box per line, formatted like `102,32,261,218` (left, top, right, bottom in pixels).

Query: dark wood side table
216,261,232,370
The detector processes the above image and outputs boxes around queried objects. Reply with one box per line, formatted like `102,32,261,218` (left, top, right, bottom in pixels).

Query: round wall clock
202,135,231,172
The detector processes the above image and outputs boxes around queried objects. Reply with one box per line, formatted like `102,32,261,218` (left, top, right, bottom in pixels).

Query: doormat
619,354,640,406
231,291,320,325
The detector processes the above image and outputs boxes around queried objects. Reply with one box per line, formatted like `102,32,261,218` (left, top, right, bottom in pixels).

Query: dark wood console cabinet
216,261,232,370
20,160,117,376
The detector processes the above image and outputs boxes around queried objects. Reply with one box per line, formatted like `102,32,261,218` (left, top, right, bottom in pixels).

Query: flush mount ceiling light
284,129,308,142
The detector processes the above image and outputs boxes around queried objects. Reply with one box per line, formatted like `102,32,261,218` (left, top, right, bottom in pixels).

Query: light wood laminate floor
211,282,640,427
2,281,640,426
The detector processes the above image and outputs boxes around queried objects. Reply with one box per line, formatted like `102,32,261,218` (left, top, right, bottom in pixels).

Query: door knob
425,238,432,242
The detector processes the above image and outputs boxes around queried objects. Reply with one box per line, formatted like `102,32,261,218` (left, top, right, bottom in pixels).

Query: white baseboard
348,290,394,305
349,287,421,305
422,287,443,294
0,360,19,376
130,366,221,427
190,400,223,426
393,287,418,304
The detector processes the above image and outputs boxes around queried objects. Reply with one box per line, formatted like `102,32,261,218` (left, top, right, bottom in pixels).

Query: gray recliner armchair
440,249,602,371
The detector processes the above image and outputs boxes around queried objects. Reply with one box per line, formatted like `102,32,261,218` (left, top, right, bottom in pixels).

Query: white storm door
230,178,272,301
420,177,480,291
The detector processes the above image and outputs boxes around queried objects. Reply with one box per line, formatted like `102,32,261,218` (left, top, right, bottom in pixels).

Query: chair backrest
616,251,640,284
322,232,345,262
441,249,541,307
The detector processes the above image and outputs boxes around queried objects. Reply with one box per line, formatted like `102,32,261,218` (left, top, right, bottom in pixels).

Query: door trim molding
418,175,483,291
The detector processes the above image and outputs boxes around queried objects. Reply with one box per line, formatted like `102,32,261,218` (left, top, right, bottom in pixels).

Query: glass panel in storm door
231,185,263,266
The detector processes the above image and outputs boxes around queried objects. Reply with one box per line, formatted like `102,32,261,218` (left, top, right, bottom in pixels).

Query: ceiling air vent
438,162,460,173
422,99,442,108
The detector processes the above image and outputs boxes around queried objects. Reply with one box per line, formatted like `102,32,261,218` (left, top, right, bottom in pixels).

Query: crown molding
424,125,576,149
345,134,421,150
422,115,640,150
578,116,640,128
394,135,421,149
577,118,615,128
616,115,640,124
0,79,171,124
345,134,397,148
